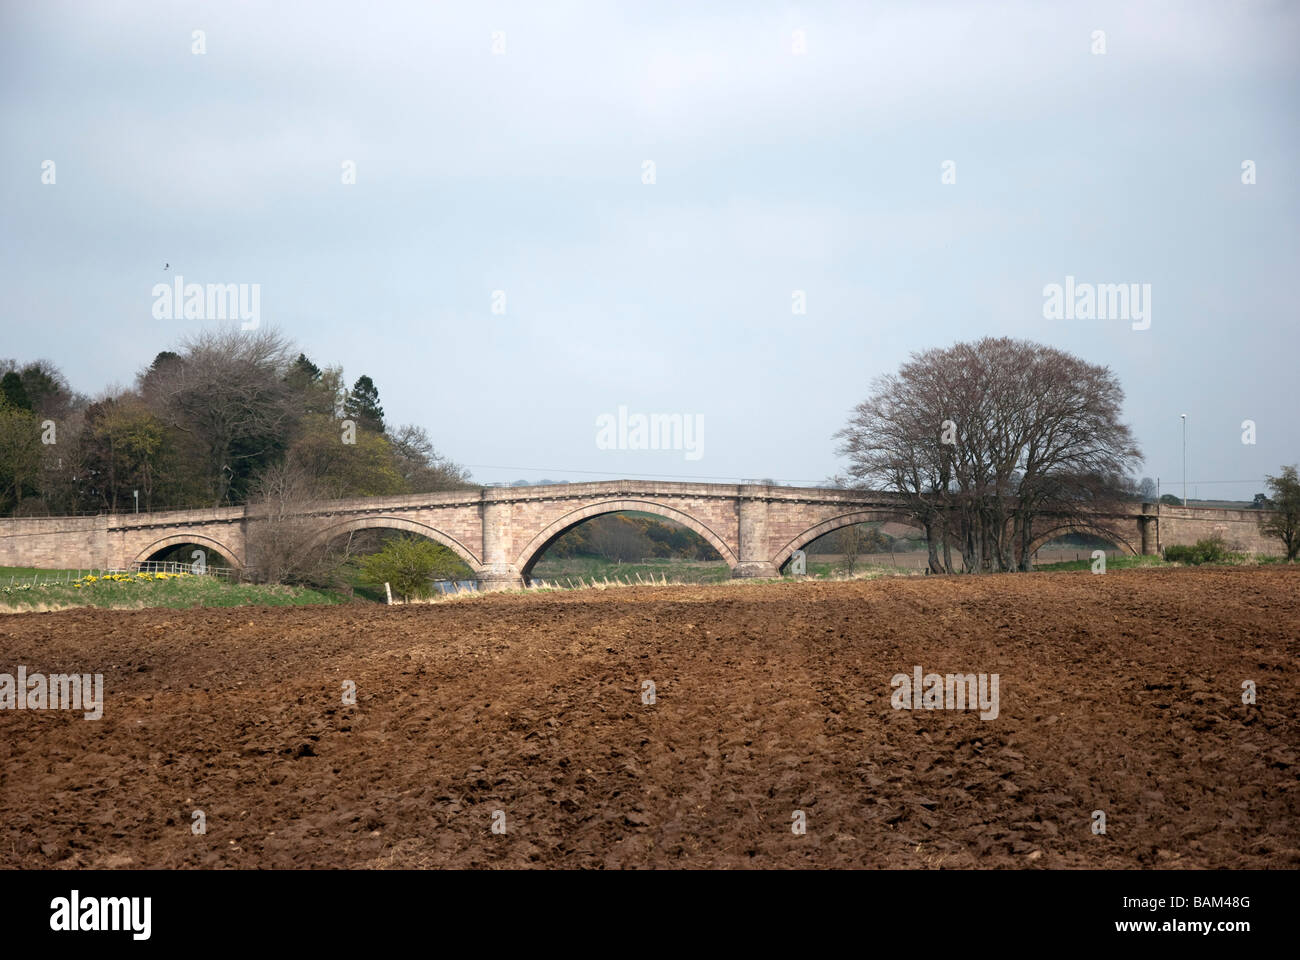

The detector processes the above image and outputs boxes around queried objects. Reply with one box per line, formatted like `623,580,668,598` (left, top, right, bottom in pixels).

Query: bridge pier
733,489,779,579
479,494,525,591
476,567,525,591
1140,504,1159,555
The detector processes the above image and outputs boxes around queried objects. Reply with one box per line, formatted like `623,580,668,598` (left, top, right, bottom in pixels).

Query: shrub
1164,535,1232,565
360,536,465,601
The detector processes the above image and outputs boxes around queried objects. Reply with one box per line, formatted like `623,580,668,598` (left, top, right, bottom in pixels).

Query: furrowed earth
1,567,1296,869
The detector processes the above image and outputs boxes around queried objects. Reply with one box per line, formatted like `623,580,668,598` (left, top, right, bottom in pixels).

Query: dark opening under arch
515,500,736,582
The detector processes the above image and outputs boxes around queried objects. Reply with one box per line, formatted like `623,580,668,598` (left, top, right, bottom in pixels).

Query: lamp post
1180,414,1187,507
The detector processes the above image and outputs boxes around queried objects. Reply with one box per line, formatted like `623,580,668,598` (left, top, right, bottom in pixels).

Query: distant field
810,546,1163,573
0,566,84,584
0,570,344,612
529,556,733,585
1032,555,1167,572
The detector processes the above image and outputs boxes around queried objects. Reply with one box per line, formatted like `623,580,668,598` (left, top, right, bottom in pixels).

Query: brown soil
1,567,1296,869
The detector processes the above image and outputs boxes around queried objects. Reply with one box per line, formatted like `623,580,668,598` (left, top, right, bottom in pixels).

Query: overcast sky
2,0,1296,498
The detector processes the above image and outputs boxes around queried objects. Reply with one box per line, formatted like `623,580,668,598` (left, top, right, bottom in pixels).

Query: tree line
0,328,471,518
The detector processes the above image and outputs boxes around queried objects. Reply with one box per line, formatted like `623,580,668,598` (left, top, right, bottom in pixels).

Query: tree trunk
925,519,943,574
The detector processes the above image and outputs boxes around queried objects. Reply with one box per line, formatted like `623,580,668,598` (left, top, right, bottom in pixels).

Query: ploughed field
1,567,1296,869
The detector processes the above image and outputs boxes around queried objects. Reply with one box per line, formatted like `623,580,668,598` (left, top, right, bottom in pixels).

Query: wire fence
131,560,238,580
3,568,140,588
2,561,237,588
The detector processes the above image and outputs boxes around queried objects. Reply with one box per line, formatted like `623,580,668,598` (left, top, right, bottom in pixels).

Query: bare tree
1005,343,1140,569
389,424,474,492
836,523,862,574
835,338,1141,573
139,327,298,506
243,459,349,584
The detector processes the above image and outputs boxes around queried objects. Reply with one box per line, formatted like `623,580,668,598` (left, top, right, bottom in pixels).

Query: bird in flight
163,263,170,270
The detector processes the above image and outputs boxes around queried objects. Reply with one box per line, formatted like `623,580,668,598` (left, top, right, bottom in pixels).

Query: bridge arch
134,534,242,570
773,510,926,572
306,516,482,570
1026,522,1139,559
514,499,737,579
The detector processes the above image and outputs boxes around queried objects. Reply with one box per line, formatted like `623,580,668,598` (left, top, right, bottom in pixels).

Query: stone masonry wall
0,484,1283,583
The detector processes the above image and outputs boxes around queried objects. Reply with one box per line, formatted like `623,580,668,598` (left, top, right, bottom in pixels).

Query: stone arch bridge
0,481,1276,589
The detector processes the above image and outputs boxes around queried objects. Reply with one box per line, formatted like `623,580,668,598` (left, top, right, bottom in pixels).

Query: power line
1179,479,1268,485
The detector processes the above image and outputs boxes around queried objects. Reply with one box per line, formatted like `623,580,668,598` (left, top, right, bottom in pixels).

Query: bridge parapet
107,505,246,530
